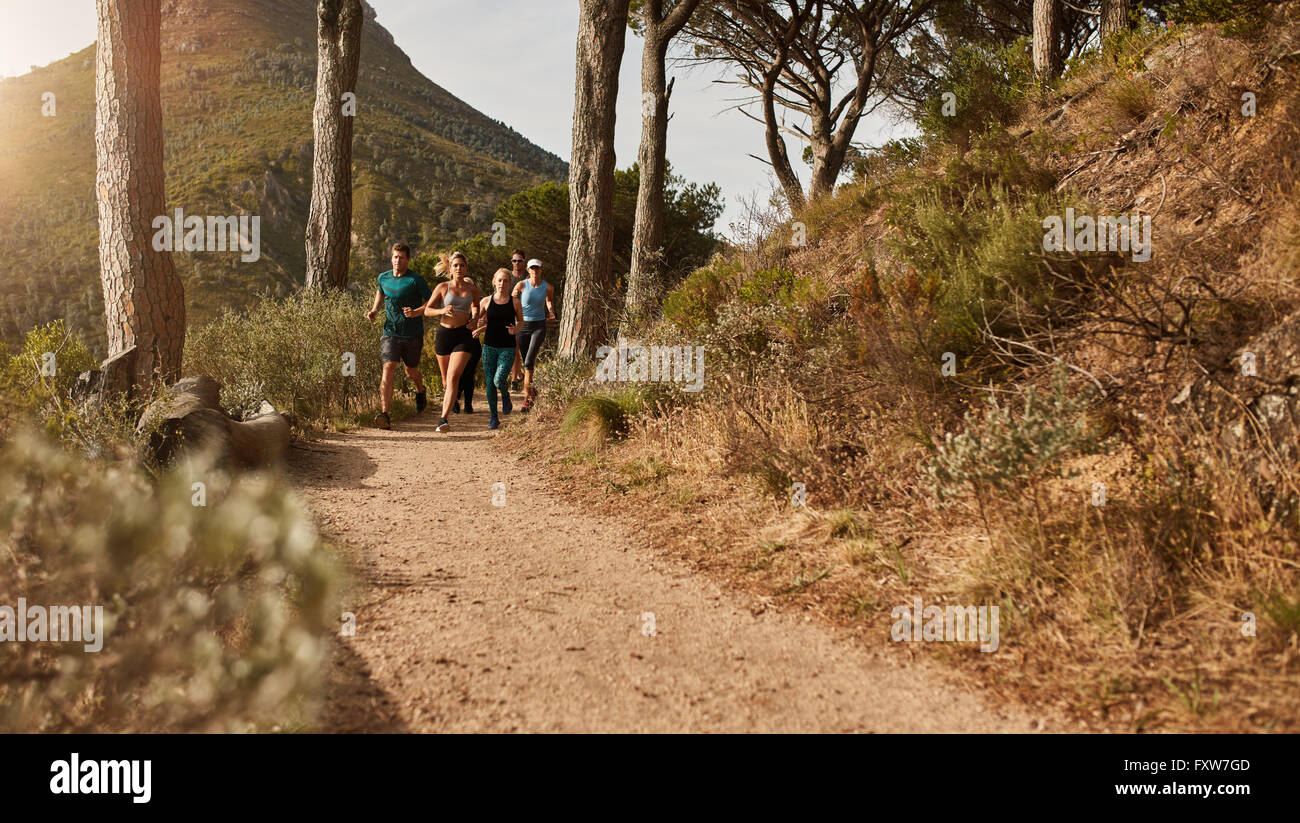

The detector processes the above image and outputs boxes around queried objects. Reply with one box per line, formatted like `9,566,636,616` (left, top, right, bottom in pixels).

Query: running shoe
375,412,391,430
452,400,460,414
435,418,450,432
520,399,531,414
501,391,512,415
463,396,474,414
415,391,427,413
510,379,521,392
488,415,500,430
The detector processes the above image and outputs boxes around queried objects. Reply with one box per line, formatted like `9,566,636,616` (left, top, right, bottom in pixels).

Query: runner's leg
482,344,501,416
496,347,515,406
440,351,472,419
381,361,398,414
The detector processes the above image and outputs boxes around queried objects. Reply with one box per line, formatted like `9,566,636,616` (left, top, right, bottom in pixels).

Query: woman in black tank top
474,268,522,429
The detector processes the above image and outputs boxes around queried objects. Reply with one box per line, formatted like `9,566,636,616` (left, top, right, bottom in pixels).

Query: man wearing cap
510,258,555,413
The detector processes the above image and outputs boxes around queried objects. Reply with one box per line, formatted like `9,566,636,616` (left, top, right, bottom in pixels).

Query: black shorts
380,334,423,368
434,324,476,356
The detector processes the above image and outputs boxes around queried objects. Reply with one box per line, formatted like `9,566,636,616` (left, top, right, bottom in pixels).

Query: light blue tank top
520,279,548,321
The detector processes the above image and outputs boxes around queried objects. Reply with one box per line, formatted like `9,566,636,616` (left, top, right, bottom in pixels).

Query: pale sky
0,0,904,237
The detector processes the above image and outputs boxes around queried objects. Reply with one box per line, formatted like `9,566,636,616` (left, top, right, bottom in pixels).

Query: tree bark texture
94,0,185,384
558,0,631,360
1032,0,1062,80
1100,0,1132,46
305,0,363,289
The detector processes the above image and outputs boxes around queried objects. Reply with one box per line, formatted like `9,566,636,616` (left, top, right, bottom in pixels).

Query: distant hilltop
0,0,568,351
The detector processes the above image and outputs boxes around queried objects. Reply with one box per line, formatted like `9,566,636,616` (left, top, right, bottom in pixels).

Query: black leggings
516,321,546,371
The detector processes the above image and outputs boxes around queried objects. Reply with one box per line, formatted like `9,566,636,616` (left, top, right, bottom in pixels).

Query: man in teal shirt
366,242,432,429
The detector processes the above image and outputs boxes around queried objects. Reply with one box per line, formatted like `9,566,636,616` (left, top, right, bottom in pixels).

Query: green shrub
537,356,595,407
736,267,798,307
2,320,97,409
0,320,114,445
884,132,1109,358
662,256,745,334
918,41,1033,148
849,137,926,185
1160,0,1274,27
185,289,384,422
0,430,337,732
561,388,646,449
926,365,1099,501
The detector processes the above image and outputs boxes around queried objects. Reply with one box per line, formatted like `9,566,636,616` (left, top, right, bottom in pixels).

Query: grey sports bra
442,289,472,312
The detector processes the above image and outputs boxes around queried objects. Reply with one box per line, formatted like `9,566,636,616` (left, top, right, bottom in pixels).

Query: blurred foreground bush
0,431,337,732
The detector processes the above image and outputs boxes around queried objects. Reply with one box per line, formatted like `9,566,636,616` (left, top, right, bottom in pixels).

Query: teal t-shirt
378,270,433,339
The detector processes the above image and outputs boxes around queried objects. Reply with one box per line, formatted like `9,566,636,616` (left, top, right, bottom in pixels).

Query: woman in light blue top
510,258,555,413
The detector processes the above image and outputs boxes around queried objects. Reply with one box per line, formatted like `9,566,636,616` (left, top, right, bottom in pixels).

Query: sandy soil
288,389,1045,733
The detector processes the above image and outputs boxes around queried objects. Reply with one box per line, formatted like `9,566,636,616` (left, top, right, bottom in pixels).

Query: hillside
0,0,567,353
512,10,1300,732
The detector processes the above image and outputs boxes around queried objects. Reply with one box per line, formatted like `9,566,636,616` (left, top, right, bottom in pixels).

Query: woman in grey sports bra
421,251,481,431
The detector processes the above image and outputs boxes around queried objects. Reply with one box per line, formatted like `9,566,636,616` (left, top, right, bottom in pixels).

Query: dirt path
289,389,1044,733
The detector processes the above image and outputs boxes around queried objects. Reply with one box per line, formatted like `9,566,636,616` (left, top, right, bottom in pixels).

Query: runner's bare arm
507,296,521,335
366,288,382,322
545,283,556,321
422,283,452,318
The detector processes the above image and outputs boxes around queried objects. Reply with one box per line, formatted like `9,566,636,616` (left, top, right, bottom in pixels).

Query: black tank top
484,295,516,348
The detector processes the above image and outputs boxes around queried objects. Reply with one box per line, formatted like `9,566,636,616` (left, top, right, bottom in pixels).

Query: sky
0,0,905,238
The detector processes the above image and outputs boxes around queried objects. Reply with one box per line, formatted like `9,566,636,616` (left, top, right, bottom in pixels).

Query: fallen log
229,401,292,467
137,377,292,468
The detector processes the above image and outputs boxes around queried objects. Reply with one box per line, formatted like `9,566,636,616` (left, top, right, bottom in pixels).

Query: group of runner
368,243,555,432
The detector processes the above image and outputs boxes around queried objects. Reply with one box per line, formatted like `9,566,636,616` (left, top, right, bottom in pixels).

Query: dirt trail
289,389,1043,733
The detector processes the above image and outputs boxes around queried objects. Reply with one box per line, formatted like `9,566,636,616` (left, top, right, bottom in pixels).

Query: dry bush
959,414,1299,728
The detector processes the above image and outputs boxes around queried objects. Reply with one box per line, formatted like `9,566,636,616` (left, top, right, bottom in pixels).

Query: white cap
527,258,543,269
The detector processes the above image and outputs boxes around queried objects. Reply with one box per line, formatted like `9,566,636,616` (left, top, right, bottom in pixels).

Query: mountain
0,0,567,353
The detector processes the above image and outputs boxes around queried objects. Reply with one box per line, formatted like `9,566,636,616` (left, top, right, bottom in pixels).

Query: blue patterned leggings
481,344,515,415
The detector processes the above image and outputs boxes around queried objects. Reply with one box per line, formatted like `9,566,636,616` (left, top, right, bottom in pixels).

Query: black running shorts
434,324,476,356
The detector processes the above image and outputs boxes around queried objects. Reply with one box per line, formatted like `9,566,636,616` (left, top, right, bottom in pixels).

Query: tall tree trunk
625,0,701,326
305,0,363,289
1032,0,1062,81
558,0,631,360
1100,0,1132,45
94,0,184,385
762,61,807,213
809,33,882,202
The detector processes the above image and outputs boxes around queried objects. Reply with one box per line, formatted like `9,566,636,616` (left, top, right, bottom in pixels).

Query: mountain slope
0,0,567,352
